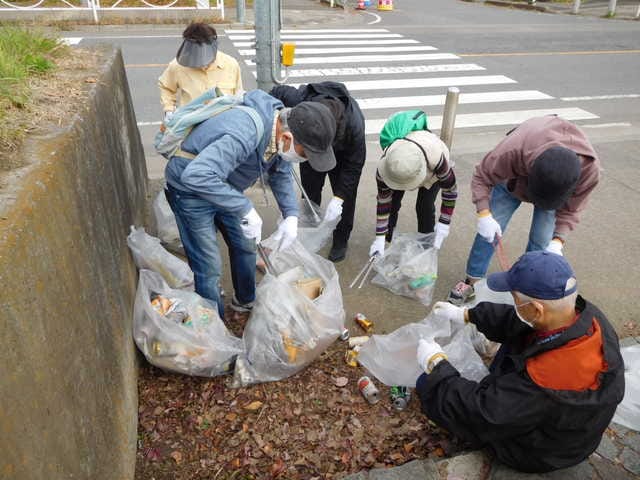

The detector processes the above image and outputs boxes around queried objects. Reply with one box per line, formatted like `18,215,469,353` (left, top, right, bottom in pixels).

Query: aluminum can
344,349,359,367
354,313,373,333
340,328,350,341
390,386,412,411
358,376,381,404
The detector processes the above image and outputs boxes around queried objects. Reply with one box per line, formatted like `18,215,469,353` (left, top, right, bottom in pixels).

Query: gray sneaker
230,294,254,313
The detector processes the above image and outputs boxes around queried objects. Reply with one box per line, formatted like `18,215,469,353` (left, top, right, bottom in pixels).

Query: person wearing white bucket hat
369,120,458,257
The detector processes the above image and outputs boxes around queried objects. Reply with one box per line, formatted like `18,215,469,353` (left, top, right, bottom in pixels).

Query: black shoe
328,243,348,262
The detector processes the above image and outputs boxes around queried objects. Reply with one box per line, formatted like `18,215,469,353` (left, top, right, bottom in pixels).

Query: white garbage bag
296,200,340,254
613,343,640,431
231,238,345,387
152,190,184,254
127,226,193,289
371,232,438,306
133,270,243,377
358,309,489,387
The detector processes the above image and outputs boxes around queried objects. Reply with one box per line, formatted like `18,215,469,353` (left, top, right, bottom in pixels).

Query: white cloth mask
515,301,535,328
278,134,306,163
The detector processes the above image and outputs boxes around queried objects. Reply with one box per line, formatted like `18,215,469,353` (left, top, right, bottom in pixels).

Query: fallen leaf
270,457,286,477
334,376,349,388
390,452,404,462
152,406,163,416
244,401,263,411
242,423,249,433
434,447,445,457
231,457,241,468
403,442,416,453
170,450,182,464
226,413,238,421
84,77,97,83
340,451,351,464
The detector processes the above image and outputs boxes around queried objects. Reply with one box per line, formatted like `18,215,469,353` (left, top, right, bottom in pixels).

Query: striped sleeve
435,156,457,225
375,170,393,236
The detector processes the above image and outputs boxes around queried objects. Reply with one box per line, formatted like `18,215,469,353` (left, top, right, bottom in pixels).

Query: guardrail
0,0,224,23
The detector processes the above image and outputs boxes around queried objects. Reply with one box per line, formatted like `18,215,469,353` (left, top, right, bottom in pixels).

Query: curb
484,0,548,12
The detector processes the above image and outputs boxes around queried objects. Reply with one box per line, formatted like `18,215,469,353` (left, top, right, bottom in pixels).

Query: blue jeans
165,185,256,318
466,183,555,279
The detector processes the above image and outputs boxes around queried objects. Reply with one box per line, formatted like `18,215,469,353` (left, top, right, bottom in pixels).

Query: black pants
299,161,363,248
386,182,441,242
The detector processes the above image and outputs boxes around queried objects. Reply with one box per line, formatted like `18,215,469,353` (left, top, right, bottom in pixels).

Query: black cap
528,146,581,211
288,102,337,172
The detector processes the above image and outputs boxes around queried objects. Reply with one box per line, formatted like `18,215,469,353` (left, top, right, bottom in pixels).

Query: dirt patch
135,331,459,480
0,48,101,172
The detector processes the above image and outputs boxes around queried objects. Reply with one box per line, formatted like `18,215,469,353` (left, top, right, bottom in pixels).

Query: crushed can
390,386,412,411
358,376,380,405
354,313,373,334
345,348,359,367
340,328,350,341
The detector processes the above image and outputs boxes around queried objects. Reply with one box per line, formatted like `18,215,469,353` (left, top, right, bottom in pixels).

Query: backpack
379,110,428,150
154,88,265,159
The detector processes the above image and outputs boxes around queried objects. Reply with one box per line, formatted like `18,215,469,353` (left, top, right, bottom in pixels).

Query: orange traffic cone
377,0,393,11
356,0,366,9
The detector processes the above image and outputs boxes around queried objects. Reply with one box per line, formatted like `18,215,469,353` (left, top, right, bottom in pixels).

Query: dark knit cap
528,146,581,210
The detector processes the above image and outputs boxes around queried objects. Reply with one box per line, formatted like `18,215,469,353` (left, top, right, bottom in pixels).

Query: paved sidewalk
480,0,640,20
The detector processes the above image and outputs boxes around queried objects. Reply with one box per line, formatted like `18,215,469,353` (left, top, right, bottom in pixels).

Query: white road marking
252,64,486,78
364,11,382,24
232,39,420,47
72,35,183,40
61,37,83,45
229,33,404,40
364,108,599,134
225,29,390,33
581,122,632,128
356,90,553,110
313,75,516,92
245,53,459,65
561,94,640,101
238,45,437,56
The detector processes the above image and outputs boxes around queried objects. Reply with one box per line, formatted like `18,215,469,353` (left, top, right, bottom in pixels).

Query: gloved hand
545,238,564,256
417,338,447,373
477,211,502,243
163,110,175,123
369,236,386,257
432,301,466,325
272,216,298,251
241,208,263,244
433,222,450,249
324,196,344,223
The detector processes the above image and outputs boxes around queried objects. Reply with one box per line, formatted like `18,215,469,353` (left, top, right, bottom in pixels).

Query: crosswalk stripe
238,45,438,56
310,75,516,92
245,53,459,66
252,64,487,78
229,33,404,40
225,29,390,34
356,90,553,110
232,39,420,47
364,108,599,134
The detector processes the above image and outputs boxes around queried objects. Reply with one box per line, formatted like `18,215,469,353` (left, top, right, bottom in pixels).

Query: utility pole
236,0,246,24
254,0,281,92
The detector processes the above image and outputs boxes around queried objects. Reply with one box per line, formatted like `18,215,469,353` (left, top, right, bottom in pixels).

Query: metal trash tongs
349,254,378,289
291,168,321,224
257,242,279,276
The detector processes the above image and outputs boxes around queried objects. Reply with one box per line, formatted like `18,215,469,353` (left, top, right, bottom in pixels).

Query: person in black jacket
415,251,625,473
270,81,366,262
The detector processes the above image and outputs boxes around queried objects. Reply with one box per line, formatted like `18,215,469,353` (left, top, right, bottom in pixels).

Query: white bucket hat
378,130,450,191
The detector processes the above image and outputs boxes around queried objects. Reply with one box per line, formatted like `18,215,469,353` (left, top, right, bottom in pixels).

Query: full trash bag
297,200,341,253
613,343,640,431
371,232,438,306
127,226,194,289
231,237,345,387
133,269,243,377
358,309,489,387
152,190,184,255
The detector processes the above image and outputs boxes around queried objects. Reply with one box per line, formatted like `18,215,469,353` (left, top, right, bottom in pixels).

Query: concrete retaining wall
0,47,147,479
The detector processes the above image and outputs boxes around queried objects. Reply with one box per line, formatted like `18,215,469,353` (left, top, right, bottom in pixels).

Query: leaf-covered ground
135,335,458,480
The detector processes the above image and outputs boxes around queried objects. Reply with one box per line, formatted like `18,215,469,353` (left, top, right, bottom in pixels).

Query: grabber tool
291,168,321,224
257,242,279,276
349,254,378,289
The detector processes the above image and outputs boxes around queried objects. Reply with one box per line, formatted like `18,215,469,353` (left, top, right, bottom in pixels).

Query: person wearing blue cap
415,251,624,473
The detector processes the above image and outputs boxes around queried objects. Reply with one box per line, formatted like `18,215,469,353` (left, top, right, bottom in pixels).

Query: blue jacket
165,90,298,218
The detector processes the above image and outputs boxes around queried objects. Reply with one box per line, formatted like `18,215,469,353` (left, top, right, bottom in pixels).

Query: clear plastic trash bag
371,232,438,306
358,308,489,387
613,343,640,431
127,226,193,289
296,200,341,254
231,237,345,387
152,190,184,255
133,269,243,377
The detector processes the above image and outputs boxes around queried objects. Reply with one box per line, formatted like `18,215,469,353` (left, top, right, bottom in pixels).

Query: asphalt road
63,0,640,333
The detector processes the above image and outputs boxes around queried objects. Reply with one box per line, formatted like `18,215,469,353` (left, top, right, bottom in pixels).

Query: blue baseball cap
487,251,577,300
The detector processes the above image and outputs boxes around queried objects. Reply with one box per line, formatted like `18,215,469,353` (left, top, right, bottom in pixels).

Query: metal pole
572,0,581,14
236,0,245,24
607,0,617,15
439,87,460,150
254,0,277,92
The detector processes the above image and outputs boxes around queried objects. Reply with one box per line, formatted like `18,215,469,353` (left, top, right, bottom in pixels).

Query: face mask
278,134,306,163
515,301,535,328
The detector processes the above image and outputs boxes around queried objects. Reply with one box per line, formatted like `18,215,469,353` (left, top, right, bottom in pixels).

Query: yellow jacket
158,50,244,111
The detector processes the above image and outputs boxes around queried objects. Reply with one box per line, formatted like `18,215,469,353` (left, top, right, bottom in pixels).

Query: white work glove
433,222,450,249
417,338,447,373
432,301,466,326
324,196,344,223
545,239,564,256
272,216,298,251
477,212,502,243
369,236,386,257
163,110,175,123
241,208,263,244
